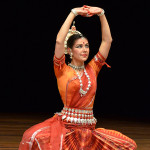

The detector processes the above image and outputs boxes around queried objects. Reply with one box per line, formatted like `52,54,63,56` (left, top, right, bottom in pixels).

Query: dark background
3,0,150,120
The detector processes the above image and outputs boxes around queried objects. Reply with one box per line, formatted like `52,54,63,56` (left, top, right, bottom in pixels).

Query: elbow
109,34,113,43
56,39,64,46
108,38,113,47
56,34,63,44
110,37,113,43
107,36,113,43
56,35,61,44
56,39,61,45
56,37,65,45
103,36,113,44
102,38,113,44
107,39,113,44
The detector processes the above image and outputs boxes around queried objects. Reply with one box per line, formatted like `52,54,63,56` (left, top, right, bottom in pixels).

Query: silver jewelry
97,9,105,16
70,52,73,59
68,63,84,70
71,9,78,16
76,68,91,97
64,21,82,54
68,63,91,96
61,107,97,125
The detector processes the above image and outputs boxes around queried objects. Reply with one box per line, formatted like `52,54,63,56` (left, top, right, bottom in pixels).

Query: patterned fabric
63,124,136,150
19,52,137,150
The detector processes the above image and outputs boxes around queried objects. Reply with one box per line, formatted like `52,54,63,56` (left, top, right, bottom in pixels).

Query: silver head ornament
64,21,82,54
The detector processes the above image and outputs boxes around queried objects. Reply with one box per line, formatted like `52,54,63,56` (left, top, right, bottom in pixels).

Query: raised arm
55,7,89,58
85,6,113,59
98,12,112,59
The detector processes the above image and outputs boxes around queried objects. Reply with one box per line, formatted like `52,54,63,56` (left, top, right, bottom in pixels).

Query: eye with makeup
75,44,82,48
85,44,89,48
75,44,89,48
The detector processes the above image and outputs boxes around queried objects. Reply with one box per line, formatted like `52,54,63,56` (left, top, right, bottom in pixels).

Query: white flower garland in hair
64,21,82,54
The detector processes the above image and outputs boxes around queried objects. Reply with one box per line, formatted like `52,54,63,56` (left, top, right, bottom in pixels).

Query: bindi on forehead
74,38,88,45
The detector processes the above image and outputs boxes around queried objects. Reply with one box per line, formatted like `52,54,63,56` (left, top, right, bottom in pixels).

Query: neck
71,59,84,67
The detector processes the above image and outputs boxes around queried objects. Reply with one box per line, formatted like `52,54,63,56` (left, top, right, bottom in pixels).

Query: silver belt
59,107,97,125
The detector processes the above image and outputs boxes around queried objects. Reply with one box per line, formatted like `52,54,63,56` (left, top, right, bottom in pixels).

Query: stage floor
0,112,150,150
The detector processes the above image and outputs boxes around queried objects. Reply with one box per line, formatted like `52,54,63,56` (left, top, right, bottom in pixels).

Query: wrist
71,9,78,17
97,9,105,17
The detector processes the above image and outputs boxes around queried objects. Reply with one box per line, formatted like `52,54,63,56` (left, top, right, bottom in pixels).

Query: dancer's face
71,38,89,64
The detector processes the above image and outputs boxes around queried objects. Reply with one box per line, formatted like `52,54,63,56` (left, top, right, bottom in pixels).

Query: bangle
97,9,105,17
71,9,78,16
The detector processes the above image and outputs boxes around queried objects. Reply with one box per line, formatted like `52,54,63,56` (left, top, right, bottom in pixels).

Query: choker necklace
76,68,91,97
68,63,84,70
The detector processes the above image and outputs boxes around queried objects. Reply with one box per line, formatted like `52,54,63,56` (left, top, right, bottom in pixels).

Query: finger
83,8,90,14
83,10,89,14
83,7,90,11
82,6,85,10
85,13,92,17
88,14,94,17
81,13,89,17
83,5,91,8
82,7,89,12
87,12,94,17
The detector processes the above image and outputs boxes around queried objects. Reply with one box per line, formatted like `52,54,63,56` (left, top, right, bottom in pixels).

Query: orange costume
19,52,137,150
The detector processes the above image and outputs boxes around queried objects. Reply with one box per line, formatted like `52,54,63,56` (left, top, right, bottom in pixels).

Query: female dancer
19,5,137,150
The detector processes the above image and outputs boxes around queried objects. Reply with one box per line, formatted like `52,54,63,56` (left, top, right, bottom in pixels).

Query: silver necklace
68,63,91,96
68,63,84,70
76,69,91,97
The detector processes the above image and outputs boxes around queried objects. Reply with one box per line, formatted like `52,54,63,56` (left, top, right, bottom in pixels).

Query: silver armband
97,9,105,17
71,9,78,16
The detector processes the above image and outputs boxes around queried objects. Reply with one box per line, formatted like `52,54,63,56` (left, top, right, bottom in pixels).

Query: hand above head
83,5,104,16
72,6,93,17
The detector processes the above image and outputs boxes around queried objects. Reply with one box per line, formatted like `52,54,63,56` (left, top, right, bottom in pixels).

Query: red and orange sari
19,52,137,150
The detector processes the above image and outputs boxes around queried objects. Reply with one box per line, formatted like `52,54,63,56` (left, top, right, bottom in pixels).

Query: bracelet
71,9,78,16
97,9,105,17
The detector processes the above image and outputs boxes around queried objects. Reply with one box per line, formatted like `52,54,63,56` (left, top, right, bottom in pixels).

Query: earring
70,52,73,59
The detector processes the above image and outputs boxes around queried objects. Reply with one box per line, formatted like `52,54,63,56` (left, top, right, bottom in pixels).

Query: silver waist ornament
60,107,97,125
